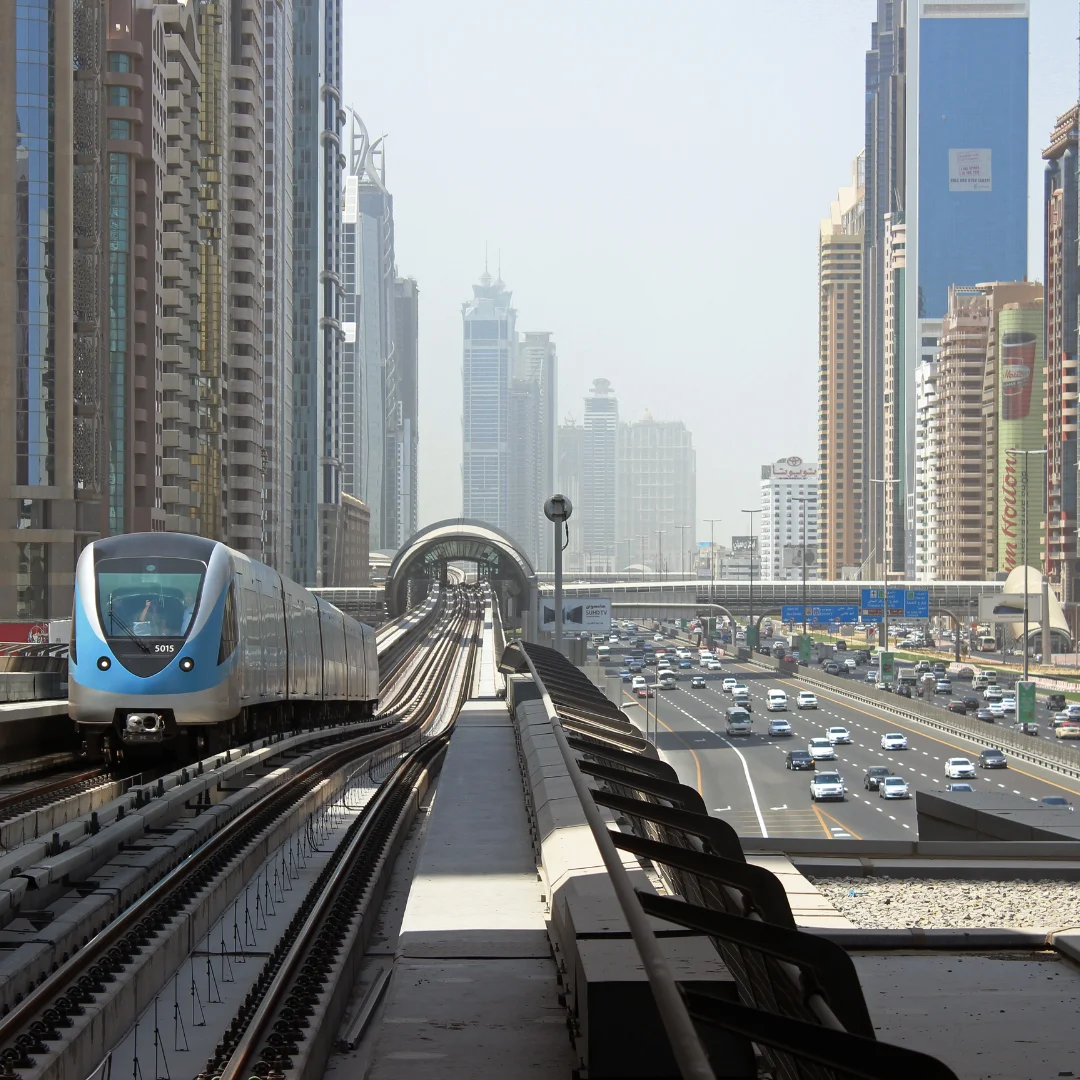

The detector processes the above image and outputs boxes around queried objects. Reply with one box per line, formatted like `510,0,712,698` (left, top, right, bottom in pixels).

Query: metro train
69,533,379,763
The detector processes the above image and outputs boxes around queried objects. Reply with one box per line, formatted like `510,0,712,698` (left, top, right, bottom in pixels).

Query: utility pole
870,478,902,651
657,529,665,583
742,509,761,646
544,495,573,655
793,496,812,641
1007,448,1047,680
675,524,691,578
704,518,721,639
637,534,647,582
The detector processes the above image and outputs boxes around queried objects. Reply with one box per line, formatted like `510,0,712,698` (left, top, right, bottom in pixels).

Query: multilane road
610,654,1080,840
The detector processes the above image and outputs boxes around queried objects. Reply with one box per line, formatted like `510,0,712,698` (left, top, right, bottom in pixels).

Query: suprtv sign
540,599,612,632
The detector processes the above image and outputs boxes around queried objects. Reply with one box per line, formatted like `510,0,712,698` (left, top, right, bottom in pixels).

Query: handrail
516,645,717,1080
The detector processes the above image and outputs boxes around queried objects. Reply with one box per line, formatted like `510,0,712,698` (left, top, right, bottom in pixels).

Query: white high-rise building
760,458,820,581
581,379,618,572
462,273,515,529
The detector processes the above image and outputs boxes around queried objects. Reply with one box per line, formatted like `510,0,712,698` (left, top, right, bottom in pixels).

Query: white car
631,675,647,691
988,701,1005,717
796,691,818,710
705,659,723,671
879,776,911,799
767,691,788,712
653,633,664,642
826,726,852,745
807,737,837,761
844,658,858,671
945,757,976,779
865,670,880,684
1000,697,1016,714
880,732,909,751
983,686,1004,702
732,683,749,697
809,772,846,802
721,678,737,694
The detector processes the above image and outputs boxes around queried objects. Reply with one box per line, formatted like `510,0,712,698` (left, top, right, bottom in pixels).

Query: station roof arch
385,519,537,617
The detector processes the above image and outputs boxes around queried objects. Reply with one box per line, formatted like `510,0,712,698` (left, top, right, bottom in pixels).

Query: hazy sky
343,1,1077,549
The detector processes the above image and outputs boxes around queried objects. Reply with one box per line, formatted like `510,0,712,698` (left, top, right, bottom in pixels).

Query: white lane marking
769,804,788,811
714,805,732,812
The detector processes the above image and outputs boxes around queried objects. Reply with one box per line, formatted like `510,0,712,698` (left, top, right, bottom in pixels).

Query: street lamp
704,518,721,637
636,534,647,583
544,494,573,655
1006,448,1047,681
869,478,902,651
656,529,665,583
742,509,761,646
675,524,691,578
792,496,813,643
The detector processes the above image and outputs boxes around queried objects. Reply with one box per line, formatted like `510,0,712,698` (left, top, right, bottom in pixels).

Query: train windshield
96,557,206,640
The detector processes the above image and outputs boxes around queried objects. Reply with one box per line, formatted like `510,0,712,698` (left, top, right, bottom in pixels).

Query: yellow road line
815,804,863,840
809,802,836,839
621,690,703,795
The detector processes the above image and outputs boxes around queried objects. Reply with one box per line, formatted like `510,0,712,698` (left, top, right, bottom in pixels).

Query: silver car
879,776,910,799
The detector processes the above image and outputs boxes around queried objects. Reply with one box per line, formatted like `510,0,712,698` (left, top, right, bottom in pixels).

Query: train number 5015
155,644,176,654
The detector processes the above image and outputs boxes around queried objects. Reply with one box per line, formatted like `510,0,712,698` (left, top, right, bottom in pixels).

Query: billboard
1017,681,1036,726
996,306,1044,574
730,535,758,553
781,604,859,625
766,456,818,481
978,594,1043,625
782,544,817,569
948,148,992,193
540,599,612,632
860,588,930,619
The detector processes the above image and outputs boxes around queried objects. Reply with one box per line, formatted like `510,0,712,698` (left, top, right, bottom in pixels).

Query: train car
69,533,378,764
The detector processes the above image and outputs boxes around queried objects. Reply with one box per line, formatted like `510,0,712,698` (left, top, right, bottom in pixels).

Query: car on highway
678,658,693,669
767,718,793,737
732,683,750,698
1058,704,1080,721
796,691,818,709
826,726,852,744
933,663,947,676
986,700,1005,717
1040,796,1075,811
653,633,664,642
809,772,846,802
807,737,837,761
879,776,911,800
657,671,677,690
946,782,975,792
767,690,788,711
880,732,909,751
863,766,891,791
1015,720,1040,736
627,659,643,673
977,748,1008,769
1046,693,1068,713
843,657,858,672
725,707,752,736
690,675,706,689
1050,713,1077,730
983,686,1004,702
1056,723,1080,739
732,690,752,712
619,669,632,682
935,679,953,695
865,669,880,684
1000,696,1016,714
722,678,737,694
944,757,976,779
947,700,968,714
631,675,646,690
962,696,981,712
824,662,842,675
636,684,655,698
786,750,815,771
915,660,932,674
705,658,723,670
975,708,995,723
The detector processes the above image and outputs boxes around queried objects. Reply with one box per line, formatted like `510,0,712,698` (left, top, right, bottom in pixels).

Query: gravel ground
811,877,1080,929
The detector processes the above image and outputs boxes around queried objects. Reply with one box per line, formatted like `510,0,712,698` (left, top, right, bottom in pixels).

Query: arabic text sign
781,604,859,625
860,588,929,619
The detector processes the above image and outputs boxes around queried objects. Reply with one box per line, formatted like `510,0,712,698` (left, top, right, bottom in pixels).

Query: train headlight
179,657,195,672
97,656,111,671
125,713,162,732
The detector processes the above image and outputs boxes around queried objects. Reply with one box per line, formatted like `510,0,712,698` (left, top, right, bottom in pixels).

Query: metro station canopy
385,519,537,616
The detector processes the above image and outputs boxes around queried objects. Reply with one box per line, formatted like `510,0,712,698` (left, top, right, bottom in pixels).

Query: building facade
615,412,696,577
393,277,419,544
462,273,514,530
581,379,618,573
506,331,557,572
292,0,344,585
0,0,106,617
262,0,295,574
818,159,865,581
1043,106,1079,601
556,420,585,573
759,458,819,582
913,355,940,579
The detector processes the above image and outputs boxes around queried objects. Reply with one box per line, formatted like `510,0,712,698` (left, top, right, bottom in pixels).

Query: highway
609,649,1080,840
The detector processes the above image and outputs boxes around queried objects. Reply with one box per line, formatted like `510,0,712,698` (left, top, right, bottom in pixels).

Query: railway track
0,588,482,1080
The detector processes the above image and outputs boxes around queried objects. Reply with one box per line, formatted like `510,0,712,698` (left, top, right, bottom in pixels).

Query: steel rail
0,593,477,1071
214,596,482,1079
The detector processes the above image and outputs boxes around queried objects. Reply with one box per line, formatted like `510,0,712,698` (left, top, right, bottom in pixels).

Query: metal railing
507,640,960,1080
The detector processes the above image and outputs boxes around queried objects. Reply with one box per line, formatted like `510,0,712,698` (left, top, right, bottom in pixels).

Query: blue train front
70,534,379,763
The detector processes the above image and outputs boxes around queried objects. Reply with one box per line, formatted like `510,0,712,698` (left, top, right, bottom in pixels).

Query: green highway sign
1017,681,1036,726
799,635,812,663
879,651,895,681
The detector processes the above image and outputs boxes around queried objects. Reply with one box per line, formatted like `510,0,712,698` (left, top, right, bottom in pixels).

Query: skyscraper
616,413,696,577
818,157,865,580
506,331,557,571
292,0,344,585
0,0,105,617
864,0,1030,578
1043,106,1079,602
462,272,515,529
582,379,618,572
341,113,397,550
557,420,585,573
394,277,420,544
263,0,296,573
759,458,819,582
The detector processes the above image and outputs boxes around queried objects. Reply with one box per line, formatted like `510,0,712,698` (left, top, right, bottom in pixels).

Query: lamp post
869,478,902,650
792,496,812,642
675,524,691,579
637,534,647,582
1006,448,1047,681
741,509,761,646
704,518,721,640
544,494,573,655
657,529,665,583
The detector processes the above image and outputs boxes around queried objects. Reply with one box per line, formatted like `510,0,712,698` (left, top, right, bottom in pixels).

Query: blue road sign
860,588,929,619
782,604,859,625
